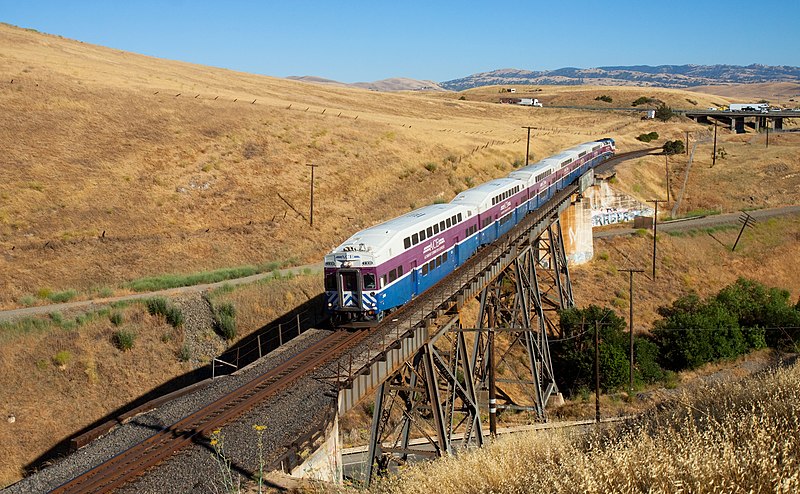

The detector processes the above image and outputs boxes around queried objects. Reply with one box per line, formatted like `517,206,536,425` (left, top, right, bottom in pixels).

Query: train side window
457,213,463,222
420,230,427,241
412,233,419,244
325,273,336,291
443,252,448,262
398,265,404,276
440,220,446,231
380,276,386,288
429,260,435,271
389,269,397,283
426,226,433,237
422,264,428,275
446,218,451,228
433,224,439,234
436,256,441,267
363,274,376,290
404,237,411,249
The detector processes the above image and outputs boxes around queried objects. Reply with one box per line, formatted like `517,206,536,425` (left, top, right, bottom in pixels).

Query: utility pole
647,199,667,279
712,120,718,167
619,269,644,395
732,212,756,252
766,120,770,148
306,163,319,227
595,320,600,423
522,126,534,166
665,154,670,204
685,131,689,156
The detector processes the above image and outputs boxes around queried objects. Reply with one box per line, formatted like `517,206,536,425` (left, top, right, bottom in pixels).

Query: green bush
145,297,183,328
109,312,124,326
179,344,192,362
636,132,659,142
53,350,71,367
424,162,438,173
650,279,792,371
631,96,651,106
48,290,77,303
662,140,685,155
655,103,675,122
112,330,136,351
595,95,613,103
214,303,237,340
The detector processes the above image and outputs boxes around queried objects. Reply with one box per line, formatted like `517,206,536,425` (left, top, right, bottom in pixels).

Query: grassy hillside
0,23,672,309
372,356,800,493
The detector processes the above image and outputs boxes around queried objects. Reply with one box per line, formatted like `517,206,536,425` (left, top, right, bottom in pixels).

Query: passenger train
324,138,616,324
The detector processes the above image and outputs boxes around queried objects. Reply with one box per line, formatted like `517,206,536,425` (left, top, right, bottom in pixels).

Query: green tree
655,103,674,122
663,140,685,155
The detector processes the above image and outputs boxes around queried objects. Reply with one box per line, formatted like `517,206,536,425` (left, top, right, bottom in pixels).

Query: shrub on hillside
631,96,652,106
662,140,685,155
214,302,237,341
554,305,663,396
655,103,675,122
595,95,613,103
636,132,659,142
145,297,184,328
650,278,791,370
112,330,136,351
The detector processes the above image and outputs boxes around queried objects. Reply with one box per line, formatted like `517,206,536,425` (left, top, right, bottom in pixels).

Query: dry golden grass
370,357,800,494
0,23,660,308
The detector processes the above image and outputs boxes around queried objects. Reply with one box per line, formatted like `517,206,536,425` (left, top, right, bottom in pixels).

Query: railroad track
50,329,368,494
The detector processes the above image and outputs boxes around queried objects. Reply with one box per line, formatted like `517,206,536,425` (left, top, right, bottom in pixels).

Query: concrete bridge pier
775,117,783,130
732,116,745,133
560,195,594,265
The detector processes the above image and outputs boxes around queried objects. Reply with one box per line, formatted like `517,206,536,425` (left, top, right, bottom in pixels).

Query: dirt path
0,263,323,323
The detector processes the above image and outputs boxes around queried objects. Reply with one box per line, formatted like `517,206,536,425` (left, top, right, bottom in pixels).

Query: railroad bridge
29,153,645,493
682,109,797,134
292,161,612,485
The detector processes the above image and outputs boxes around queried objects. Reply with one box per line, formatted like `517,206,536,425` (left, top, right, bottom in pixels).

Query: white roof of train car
327,203,473,262
450,177,526,212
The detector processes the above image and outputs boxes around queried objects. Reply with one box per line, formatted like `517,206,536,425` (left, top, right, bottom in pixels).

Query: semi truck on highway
729,103,769,112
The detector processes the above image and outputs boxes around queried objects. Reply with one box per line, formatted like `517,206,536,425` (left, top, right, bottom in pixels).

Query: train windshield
363,273,376,290
324,273,336,291
341,271,358,291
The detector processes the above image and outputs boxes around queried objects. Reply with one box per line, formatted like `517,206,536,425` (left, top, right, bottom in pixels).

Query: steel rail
50,329,368,494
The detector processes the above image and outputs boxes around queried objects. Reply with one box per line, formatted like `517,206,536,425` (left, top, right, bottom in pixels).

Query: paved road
593,205,800,239
0,263,323,323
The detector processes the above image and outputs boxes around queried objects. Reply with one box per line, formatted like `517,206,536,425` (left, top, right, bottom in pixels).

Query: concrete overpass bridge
681,109,799,133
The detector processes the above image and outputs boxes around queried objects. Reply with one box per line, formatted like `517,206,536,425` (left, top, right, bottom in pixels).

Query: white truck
519,98,543,107
729,103,769,112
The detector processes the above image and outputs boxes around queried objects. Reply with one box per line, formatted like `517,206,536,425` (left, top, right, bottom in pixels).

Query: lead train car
324,138,615,324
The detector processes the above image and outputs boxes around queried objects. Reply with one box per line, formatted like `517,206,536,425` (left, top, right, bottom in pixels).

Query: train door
338,269,362,310
410,261,418,297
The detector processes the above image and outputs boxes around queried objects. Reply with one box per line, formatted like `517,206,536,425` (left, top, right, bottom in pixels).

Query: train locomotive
324,138,615,325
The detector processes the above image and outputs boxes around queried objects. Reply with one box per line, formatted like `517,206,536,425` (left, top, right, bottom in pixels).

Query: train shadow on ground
23,293,329,478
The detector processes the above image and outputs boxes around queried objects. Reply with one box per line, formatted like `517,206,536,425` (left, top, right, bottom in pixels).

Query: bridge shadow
23,292,329,478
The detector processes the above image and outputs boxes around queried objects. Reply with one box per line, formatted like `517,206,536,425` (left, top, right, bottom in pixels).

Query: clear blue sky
2,0,799,83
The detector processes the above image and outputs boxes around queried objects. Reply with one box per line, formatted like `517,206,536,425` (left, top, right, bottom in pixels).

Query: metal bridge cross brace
363,219,574,486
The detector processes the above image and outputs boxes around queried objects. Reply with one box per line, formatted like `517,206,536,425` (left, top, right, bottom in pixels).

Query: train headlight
369,292,375,297
327,302,333,307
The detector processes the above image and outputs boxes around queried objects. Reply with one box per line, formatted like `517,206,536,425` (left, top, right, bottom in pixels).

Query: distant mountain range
290,64,800,92
287,75,445,91
440,64,800,90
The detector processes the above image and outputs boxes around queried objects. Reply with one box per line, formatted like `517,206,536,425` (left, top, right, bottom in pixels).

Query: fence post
297,314,301,336
278,323,283,346
258,334,262,358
